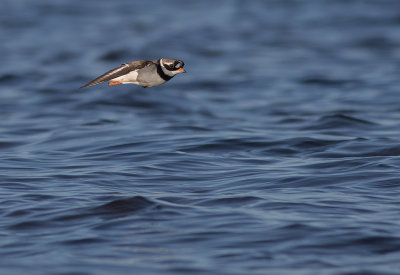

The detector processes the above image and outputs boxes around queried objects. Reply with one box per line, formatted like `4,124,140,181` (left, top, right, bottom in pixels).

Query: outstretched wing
80,61,152,88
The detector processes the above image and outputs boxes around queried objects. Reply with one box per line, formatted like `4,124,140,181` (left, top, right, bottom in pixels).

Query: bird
80,58,186,88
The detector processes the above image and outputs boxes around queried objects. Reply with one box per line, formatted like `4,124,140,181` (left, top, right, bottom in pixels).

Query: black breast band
156,63,173,81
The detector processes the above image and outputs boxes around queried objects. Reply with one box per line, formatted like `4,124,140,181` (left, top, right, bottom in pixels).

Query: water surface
1,1,400,274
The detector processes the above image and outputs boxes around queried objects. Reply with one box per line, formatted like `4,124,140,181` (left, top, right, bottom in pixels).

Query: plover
81,58,186,88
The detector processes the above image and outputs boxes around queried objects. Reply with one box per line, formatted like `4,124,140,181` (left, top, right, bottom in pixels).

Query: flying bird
81,58,186,88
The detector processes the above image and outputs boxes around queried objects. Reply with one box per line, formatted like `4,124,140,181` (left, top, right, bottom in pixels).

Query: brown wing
80,61,152,88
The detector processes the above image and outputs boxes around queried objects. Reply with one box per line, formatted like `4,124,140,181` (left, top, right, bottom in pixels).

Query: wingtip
80,82,97,88
80,82,90,88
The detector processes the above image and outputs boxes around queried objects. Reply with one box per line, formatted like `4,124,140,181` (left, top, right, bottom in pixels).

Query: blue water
1,1,400,274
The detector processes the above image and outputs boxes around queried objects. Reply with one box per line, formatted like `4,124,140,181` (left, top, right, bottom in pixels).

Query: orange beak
178,68,186,73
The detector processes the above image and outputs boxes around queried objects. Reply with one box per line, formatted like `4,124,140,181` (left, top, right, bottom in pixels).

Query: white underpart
112,70,139,84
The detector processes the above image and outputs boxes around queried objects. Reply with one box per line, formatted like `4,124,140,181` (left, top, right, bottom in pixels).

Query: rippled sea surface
1,1,400,274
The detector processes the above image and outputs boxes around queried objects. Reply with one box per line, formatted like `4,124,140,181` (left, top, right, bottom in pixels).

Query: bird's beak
178,68,186,73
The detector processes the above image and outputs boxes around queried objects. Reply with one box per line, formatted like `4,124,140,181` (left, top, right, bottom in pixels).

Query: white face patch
160,58,184,77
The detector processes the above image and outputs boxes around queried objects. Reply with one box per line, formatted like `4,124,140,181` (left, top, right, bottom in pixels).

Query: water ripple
1,0,400,274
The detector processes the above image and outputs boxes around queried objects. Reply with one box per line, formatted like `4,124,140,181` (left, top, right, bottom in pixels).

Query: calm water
1,1,400,274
